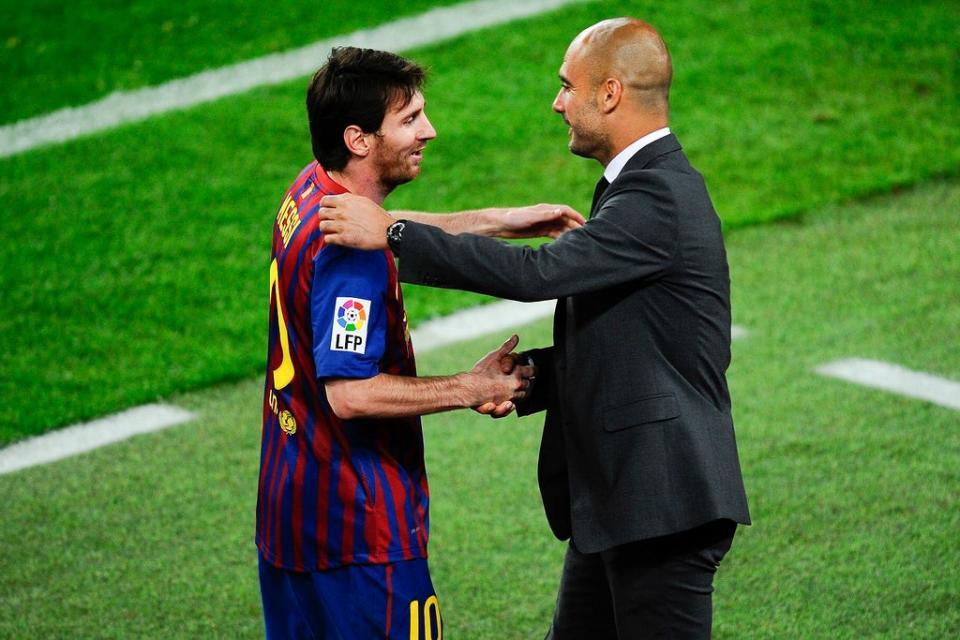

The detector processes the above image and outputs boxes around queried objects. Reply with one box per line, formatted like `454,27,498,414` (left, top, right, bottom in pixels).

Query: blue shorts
259,554,443,639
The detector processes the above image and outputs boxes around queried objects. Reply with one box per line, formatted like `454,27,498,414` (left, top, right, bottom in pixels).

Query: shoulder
605,151,707,210
608,167,675,197
314,244,390,280
599,169,681,218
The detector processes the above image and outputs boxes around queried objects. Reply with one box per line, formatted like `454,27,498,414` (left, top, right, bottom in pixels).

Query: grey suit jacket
395,134,750,553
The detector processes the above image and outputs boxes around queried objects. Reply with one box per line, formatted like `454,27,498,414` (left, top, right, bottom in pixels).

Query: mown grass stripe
0,0,592,158
0,294,746,470
816,358,960,411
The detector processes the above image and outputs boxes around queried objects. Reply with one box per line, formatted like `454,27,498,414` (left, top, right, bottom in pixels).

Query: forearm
395,221,580,301
317,193,585,249
325,372,493,419
390,209,506,237
396,195,673,301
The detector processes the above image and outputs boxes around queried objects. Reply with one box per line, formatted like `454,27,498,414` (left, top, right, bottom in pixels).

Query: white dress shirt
603,127,672,184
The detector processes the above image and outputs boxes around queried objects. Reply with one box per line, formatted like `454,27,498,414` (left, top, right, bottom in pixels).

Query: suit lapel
590,177,610,215
590,134,683,215
621,133,681,173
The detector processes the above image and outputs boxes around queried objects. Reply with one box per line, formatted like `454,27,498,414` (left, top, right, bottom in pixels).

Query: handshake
467,334,537,419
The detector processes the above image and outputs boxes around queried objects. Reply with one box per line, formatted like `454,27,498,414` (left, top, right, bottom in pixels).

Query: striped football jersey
257,161,429,572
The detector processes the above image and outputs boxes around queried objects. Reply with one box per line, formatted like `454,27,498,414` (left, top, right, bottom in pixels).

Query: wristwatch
386,220,407,249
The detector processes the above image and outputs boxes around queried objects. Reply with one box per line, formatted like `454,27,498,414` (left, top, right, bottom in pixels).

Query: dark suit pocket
603,393,680,432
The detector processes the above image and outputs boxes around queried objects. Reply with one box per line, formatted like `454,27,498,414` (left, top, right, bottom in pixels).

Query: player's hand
497,203,585,239
473,400,516,419
317,193,393,250
474,349,537,417
470,335,535,418
497,350,533,375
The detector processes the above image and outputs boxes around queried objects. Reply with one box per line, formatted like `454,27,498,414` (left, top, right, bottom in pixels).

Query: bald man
318,18,751,638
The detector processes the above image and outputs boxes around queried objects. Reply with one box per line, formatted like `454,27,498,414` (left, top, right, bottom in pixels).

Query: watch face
388,221,406,243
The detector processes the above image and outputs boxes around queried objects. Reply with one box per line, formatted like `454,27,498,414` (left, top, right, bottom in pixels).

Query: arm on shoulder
391,204,585,239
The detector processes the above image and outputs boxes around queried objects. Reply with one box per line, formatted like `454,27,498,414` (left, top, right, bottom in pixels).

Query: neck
328,165,391,205
599,114,669,167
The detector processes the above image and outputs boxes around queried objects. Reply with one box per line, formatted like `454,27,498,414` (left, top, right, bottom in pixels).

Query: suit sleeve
515,347,555,416
396,173,678,301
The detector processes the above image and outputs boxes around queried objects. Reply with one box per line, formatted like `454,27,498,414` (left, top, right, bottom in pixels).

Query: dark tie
591,176,610,215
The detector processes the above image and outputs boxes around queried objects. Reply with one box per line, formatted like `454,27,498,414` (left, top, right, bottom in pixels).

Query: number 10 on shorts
409,595,442,640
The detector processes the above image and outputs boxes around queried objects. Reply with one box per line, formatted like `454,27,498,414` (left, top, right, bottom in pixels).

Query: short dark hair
306,47,426,171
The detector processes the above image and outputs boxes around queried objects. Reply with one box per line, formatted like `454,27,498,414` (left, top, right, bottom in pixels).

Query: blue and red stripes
257,161,429,572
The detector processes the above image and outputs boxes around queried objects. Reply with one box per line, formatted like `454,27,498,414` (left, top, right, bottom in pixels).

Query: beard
567,116,609,161
568,126,606,159
373,142,421,189
565,96,609,161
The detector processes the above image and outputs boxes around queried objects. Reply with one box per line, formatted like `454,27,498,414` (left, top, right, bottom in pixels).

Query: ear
597,78,623,114
342,125,372,159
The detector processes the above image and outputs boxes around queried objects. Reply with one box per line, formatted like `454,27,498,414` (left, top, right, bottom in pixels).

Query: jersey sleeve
311,245,389,380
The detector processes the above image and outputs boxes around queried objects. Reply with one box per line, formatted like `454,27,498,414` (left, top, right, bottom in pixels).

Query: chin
568,143,592,159
385,173,417,189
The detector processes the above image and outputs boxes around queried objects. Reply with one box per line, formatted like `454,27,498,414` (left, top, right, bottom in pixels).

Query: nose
420,113,437,141
552,90,565,114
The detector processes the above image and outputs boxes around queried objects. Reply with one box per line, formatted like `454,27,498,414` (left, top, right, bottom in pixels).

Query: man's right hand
471,335,536,418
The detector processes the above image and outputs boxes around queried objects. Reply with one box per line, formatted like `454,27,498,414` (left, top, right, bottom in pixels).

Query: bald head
570,18,672,113
553,18,673,164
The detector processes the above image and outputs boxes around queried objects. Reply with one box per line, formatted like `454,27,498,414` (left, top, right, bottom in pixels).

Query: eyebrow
400,98,425,118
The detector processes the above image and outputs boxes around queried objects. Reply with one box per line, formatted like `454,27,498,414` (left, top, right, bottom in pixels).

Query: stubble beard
566,98,609,162
375,145,419,190
568,124,608,162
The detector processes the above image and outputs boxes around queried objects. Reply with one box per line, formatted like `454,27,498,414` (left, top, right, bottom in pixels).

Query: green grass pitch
2,181,958,637
1,0,959,636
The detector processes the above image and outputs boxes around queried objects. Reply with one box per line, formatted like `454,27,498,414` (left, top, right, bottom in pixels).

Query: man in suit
316,18,751,639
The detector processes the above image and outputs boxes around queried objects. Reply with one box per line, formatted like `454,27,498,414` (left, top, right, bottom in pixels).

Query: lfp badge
331,297,370,353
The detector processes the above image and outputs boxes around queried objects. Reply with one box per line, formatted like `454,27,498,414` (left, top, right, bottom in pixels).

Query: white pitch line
411,298,748,352
0,0,593,158
0,404,195,476
816,358,960,411
412,299,557,352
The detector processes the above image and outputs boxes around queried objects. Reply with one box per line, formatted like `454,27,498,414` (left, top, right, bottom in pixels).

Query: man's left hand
498,203,585,239
317,194,392,250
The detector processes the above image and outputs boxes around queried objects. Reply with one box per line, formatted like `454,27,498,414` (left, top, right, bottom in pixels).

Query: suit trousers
545,519,737,640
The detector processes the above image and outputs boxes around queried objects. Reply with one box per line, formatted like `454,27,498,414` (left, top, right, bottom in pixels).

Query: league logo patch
331,297,370,353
